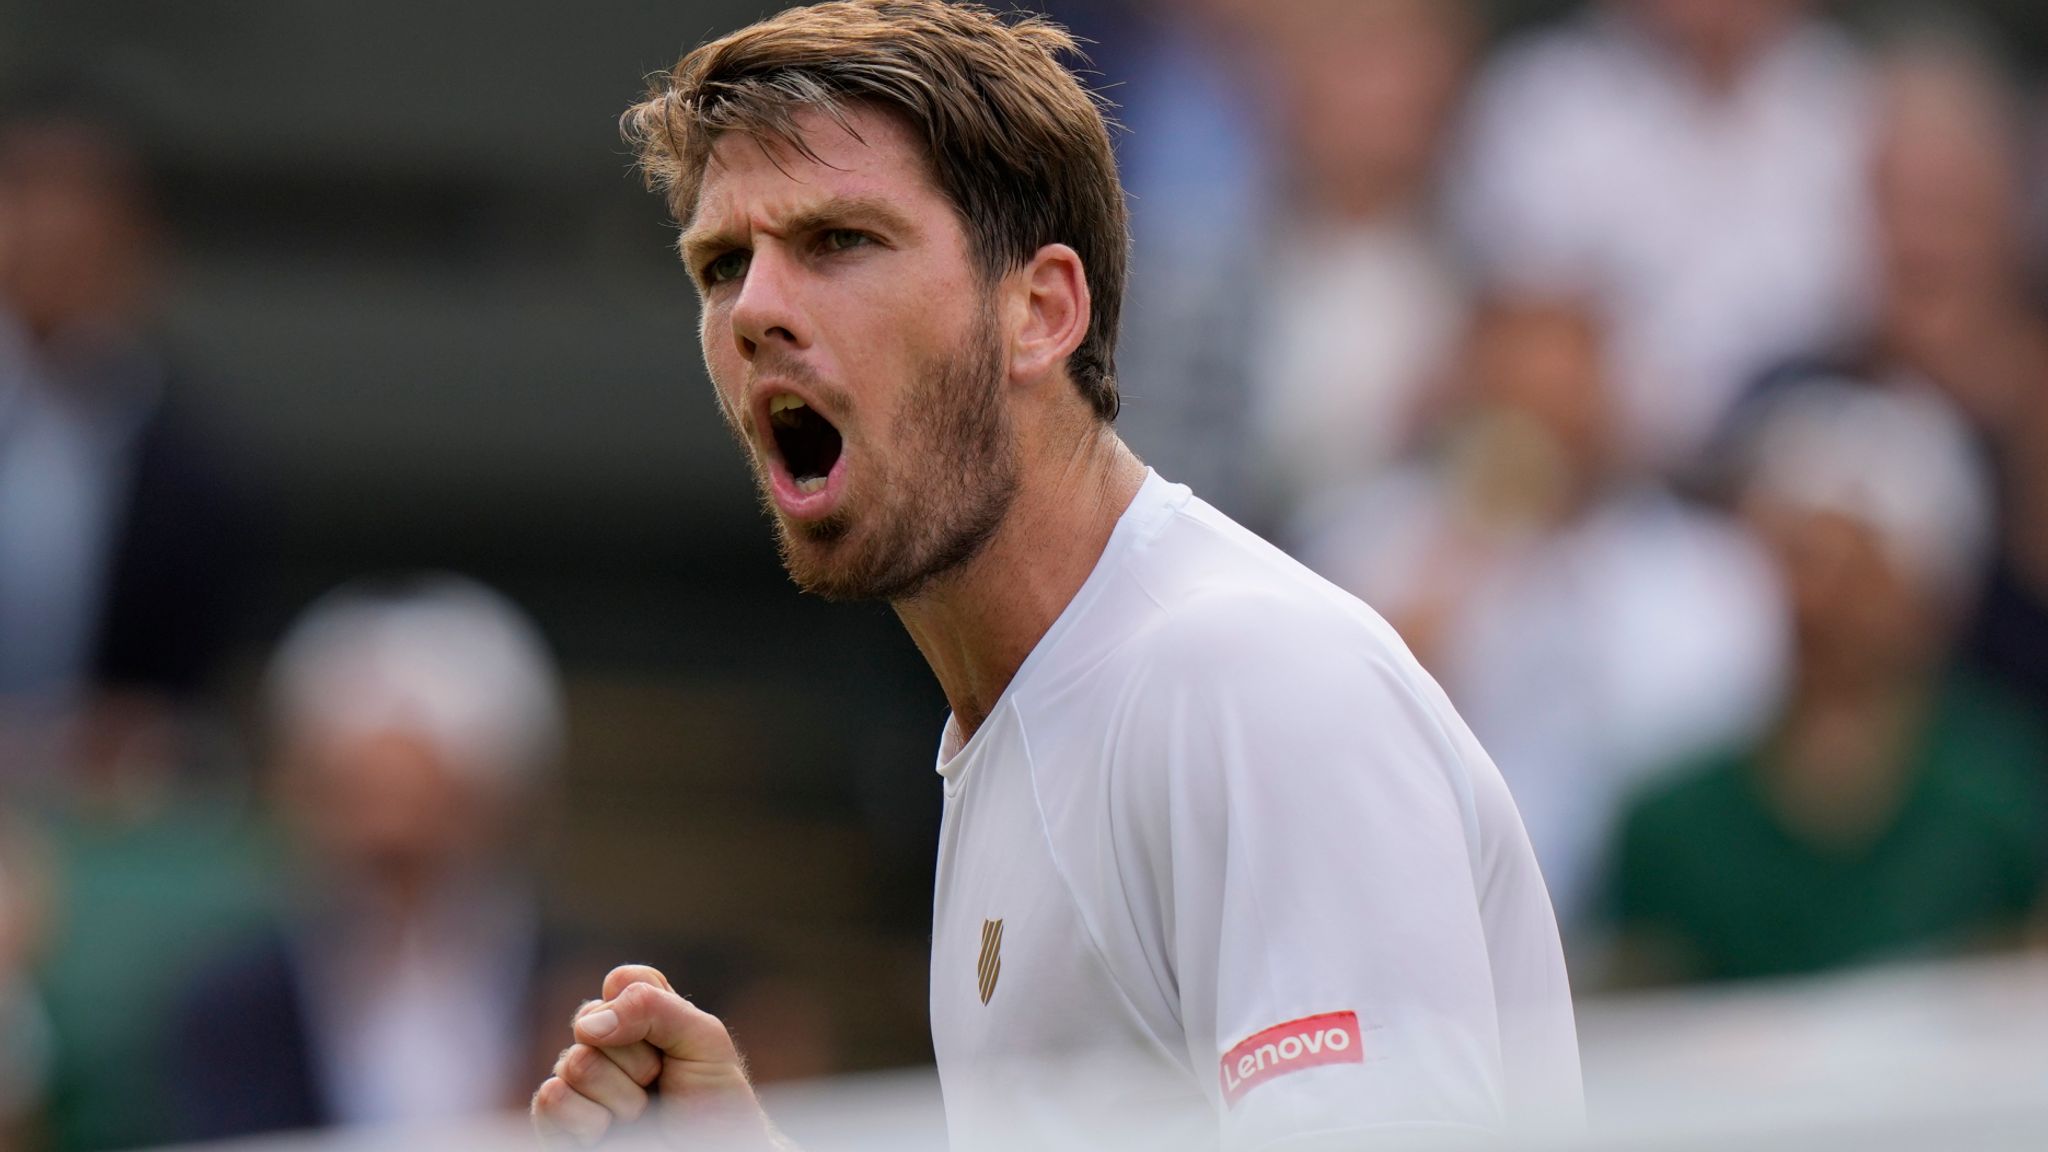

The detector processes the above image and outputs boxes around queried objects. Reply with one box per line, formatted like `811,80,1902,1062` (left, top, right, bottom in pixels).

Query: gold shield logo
977,918,1003,1005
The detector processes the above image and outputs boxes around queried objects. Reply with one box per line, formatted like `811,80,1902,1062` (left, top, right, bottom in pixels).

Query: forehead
686,104,947,234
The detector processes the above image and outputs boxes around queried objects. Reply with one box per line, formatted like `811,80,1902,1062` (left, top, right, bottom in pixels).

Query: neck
1687,53,1749,97
895,423,1147,743
1764,669,1933,847
1624,12,1776,100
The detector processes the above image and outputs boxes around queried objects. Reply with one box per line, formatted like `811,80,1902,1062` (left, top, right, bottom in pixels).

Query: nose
728,244,806,362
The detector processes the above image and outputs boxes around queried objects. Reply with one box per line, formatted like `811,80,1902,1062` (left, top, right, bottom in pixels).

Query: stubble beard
764,305,1018,603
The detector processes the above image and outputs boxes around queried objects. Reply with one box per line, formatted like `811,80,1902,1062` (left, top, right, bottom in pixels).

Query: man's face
281,723,501,896
1627,0,1804,74
1468,303,1610,474
1874,61,2023,404
1271,0,1470,213
1748,502,1941,689
684,106,1017,602
0,121,152,342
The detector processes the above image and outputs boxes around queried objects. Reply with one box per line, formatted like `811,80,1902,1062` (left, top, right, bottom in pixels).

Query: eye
703,249,750,286
821,229,871,253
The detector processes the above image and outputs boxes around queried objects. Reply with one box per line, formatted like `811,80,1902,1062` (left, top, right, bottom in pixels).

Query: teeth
768,395,807,416
796,476,827,495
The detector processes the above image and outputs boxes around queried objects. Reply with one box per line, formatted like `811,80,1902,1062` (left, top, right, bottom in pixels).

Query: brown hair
622,0,1127,421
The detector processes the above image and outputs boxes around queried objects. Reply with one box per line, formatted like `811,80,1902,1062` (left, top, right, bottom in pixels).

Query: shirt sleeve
1112,593,1519,1149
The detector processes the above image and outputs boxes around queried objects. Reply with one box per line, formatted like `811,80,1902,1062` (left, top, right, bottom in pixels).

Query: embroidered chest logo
977,918,1003,1005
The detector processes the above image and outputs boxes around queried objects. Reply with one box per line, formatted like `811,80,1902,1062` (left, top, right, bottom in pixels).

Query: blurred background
2,0,2048,1148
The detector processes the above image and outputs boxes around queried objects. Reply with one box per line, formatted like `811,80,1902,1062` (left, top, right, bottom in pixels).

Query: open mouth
768,395,844,494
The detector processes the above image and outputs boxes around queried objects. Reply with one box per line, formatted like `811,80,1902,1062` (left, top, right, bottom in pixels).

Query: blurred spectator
2034,73,2048,272
1245,0,1479,523
1609,381,2047,985
1866,24,2045,431
0,818,50,1152
1110,0,1278,519
0,86,263,777
168,577,567,1140
1115,0,1476,530
1454,0,1877,474
1299,297,1785,940
0,96,278,1150
1978,365,2048,722
30,746,274,1152
1857,31,2048,717
1736,26,2048,738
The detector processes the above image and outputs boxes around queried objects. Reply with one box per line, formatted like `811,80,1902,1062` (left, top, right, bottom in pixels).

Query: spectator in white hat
1607,381,2047,985
168,576,569,1139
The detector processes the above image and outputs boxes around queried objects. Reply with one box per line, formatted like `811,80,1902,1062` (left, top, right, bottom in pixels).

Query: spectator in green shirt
1608,379,2048,985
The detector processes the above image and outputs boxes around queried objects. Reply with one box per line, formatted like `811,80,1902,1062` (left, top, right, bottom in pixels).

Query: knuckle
551,1046,578,1078
563,1044,604,1085
628,1046,664,1084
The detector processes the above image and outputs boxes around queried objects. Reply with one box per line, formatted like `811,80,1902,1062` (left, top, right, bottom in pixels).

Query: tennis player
532,3,1580,1148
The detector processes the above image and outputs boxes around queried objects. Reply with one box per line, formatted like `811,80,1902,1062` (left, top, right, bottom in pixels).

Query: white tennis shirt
929,472,1582,1151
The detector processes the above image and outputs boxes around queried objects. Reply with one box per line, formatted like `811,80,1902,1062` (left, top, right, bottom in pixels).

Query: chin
776,525,871,602
784,561,887,604
777,524,946,604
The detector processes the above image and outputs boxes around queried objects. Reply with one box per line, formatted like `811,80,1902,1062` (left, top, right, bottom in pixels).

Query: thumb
575,981,743,1069
601,963,675,1001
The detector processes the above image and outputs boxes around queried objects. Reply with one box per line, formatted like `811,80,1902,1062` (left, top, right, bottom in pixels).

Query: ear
1005,243,1091,386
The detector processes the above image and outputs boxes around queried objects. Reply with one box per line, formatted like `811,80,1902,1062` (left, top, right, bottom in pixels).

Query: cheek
698,302,724,372
700,317,746,422
853,297,975,396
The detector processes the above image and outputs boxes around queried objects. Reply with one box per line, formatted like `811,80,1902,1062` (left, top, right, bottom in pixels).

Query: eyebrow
680,194,922,268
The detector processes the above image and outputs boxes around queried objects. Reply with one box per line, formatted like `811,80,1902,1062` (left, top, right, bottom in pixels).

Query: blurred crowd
0,89,836,1152
1105,0,2048,982
0,0,2045,1148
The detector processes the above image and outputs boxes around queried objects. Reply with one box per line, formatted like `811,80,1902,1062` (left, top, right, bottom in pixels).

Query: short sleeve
1114,596,1539,1148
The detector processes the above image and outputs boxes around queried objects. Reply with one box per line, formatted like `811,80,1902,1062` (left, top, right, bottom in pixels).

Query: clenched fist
532,964,788,1149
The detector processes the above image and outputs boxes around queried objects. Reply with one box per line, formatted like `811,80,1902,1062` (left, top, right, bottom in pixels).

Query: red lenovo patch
1219,1011,1363,1107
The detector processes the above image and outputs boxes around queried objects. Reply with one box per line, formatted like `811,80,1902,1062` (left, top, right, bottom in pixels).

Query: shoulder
1923,677,2048,816
1931,675,2048,755
1090,492,1464,770
1609,752,1754,927
1103,564,1472,808
1125,551,1416,711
